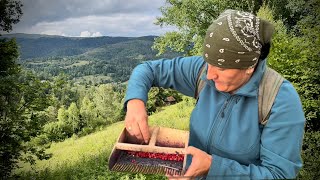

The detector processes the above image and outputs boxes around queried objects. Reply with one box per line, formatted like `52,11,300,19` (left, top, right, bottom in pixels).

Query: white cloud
92,32,102,37
16,14,176,37
39,29,65,36
10,0,173,37
79,31,103,37
20,0,166,23
80,31,91,37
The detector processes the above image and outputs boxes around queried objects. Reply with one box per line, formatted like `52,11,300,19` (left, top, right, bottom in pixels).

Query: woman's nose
207,67,218,80
207,73,218,80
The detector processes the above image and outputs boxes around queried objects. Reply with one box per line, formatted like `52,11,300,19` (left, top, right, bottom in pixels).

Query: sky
9,0,176,37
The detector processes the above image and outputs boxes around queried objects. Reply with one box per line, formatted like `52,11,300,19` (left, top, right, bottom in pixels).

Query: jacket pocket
213,118,261,156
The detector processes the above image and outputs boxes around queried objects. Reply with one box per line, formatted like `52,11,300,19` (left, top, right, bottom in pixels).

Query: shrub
298,131,320,179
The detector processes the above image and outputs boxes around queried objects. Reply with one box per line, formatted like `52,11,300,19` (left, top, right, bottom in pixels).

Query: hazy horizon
4,0,176,37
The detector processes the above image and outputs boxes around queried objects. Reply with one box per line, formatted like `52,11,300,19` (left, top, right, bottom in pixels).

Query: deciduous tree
0,0,22,32
153,0,261,56
1,0,51,177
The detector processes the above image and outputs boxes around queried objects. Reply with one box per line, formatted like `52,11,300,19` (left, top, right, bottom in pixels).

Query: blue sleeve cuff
208,154,223,177
207,155,251,180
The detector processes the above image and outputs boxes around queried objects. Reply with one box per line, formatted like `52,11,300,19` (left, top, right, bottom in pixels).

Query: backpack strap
258,67,284,125
194,63,207,99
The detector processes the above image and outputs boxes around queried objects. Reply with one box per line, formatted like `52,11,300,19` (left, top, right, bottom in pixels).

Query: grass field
15,99,194,180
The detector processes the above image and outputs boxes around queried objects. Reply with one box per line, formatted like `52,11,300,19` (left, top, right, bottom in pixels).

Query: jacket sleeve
124,56,205,105
207,81,305,179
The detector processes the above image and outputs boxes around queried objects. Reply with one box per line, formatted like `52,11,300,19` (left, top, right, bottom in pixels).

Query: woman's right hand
124,99,150,144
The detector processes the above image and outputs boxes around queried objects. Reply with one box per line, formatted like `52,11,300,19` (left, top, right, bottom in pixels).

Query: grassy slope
16,99,195,180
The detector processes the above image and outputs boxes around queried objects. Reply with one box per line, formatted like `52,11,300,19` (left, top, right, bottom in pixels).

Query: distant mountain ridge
1,33,158,60
1,33,180,83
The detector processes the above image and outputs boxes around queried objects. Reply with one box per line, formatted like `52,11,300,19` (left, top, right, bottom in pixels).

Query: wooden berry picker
108,126,189,176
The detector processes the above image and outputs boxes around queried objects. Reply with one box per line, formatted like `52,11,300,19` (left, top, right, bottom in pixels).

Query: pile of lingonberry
126,151,184,161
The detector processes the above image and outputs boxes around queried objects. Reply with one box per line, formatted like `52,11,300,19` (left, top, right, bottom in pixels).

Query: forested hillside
1,33,135,59
1,34,181,83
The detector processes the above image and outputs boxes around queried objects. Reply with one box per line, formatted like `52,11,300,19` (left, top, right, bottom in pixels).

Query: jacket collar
235,60,266,97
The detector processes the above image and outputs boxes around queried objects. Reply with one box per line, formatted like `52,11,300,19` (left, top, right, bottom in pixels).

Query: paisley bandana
203,9,274,69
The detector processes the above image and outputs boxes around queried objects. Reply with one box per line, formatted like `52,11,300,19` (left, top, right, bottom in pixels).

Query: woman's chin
215,84,229,92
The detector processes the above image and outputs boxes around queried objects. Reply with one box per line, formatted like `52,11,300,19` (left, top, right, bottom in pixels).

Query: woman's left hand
184,146,212,178
167,146,212,179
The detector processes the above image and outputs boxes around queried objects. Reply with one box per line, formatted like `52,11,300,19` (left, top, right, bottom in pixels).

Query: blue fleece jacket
124,56,305,179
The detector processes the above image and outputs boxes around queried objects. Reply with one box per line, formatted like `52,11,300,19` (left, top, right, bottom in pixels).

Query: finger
166,174,187,180
130,122,145,142
183,147,197,178
124,115,135,133
125,121,135,136
183,165,196,178
125,120,144,144
186,146,197,156
137,117,150,143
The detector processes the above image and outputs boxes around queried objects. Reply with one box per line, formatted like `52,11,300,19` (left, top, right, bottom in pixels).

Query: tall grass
15,98,195,180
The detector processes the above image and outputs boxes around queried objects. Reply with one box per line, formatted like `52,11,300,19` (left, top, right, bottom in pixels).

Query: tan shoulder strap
194,63,206,99
258,67,284,125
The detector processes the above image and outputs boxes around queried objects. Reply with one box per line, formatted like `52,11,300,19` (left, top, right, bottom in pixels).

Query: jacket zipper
206,96,232,152
221,99,229,118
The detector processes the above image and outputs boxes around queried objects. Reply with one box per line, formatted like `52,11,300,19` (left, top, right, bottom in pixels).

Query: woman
124,9,305,179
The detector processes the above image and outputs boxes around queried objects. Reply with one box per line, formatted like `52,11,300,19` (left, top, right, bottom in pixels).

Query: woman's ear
246,67,255,75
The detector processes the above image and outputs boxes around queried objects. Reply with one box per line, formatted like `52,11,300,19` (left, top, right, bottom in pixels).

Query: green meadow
16,99,194,180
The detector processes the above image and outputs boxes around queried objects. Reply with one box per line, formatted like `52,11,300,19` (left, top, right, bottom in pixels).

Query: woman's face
206,64,253,93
